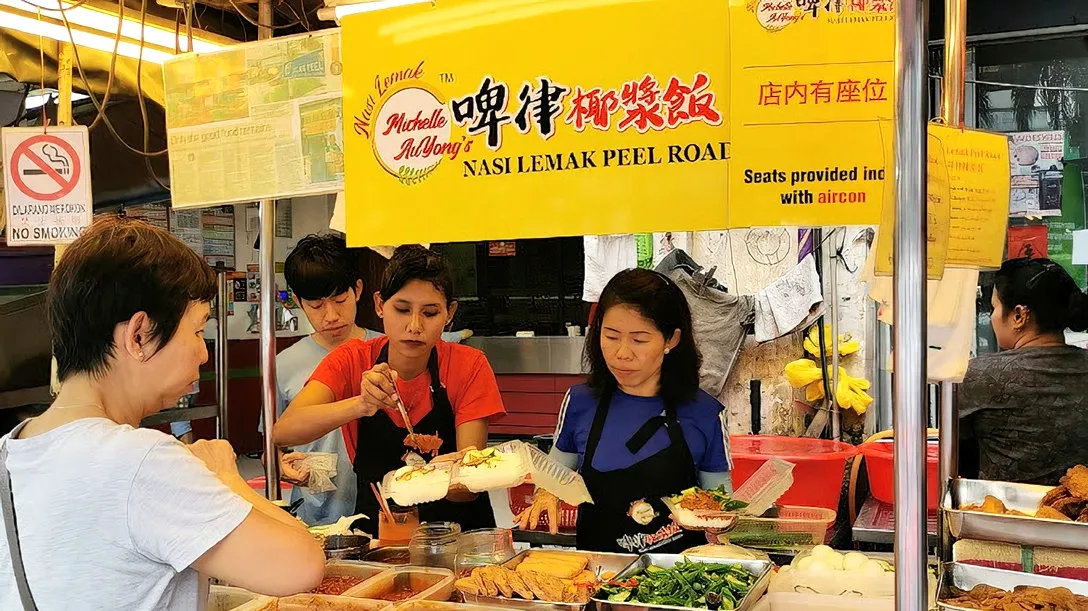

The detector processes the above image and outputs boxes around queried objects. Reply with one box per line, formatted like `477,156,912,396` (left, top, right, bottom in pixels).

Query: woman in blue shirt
520,268,732,554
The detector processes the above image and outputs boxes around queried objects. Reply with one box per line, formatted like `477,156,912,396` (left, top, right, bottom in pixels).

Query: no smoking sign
2,127,92,246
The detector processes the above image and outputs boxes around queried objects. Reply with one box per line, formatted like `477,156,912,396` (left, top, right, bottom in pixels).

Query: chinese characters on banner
341,0,730,246
728,0,896,227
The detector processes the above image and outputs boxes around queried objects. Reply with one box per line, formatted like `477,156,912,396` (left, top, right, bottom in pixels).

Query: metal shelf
853,497,939,547
140,404,220,427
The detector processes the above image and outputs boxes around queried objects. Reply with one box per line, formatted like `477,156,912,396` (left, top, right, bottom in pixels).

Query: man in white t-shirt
0,217,324,610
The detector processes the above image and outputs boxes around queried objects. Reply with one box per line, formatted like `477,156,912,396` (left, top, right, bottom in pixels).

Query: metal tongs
393,393,427,467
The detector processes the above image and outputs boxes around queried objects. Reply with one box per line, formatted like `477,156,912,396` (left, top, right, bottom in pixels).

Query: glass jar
409,522,462,570
454,528,516,577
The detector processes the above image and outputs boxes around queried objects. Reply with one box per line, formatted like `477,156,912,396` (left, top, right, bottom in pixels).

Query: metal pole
50,42,75,396
894,0,929,607
829,227,842,441
257,0,280,501
216,271,230,441
937,0,967,566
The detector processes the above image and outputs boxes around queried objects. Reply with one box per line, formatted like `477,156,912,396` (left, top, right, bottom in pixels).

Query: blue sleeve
554,388,586,455
695,393,732,473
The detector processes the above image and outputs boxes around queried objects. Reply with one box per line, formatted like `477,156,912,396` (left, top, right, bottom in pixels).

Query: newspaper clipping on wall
163,29,344,209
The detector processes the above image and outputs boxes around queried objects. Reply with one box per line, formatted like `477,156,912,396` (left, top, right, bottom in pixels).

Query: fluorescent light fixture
331,0,432,22
0,0,229,64
24,89,89,110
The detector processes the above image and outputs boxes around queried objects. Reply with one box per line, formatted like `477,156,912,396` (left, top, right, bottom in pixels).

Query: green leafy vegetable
598,559,756,609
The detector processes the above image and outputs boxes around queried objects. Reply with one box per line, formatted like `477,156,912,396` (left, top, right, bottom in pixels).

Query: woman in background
520,268,732,553
960,257,1088,485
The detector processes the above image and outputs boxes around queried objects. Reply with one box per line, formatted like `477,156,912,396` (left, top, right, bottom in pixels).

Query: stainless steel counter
465,336,586,375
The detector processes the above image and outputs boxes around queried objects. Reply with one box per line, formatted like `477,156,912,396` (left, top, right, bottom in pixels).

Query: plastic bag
303,452,339,494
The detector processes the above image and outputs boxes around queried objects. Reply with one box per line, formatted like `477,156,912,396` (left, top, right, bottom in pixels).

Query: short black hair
285,234,360,301
995,257,1088,333
49,216,217,381
584,268,702,408
380,245,454,305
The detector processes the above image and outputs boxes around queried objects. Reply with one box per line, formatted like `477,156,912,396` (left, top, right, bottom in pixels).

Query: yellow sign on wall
342,0,730,247
728,0,895,227
874,124,1012,275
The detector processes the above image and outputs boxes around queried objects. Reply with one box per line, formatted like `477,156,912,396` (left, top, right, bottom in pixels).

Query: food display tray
937,562,1088,610
592,554,772,611
944,479,1088,551
461,549,638,611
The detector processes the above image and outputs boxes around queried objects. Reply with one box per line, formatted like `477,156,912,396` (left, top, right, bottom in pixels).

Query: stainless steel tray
944,478,1088,551
592,554,772,611
937,562,1088,610
461,550,639,611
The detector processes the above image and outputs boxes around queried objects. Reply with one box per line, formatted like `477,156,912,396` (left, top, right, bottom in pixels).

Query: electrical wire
17,0,92,12
226,0,320,30
57,0,169,157
135,0,171,190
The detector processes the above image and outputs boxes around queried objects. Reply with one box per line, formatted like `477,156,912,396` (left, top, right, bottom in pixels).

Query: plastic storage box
730,436,858,511
859,438,939,510
724,506,837,549
346,566,455,602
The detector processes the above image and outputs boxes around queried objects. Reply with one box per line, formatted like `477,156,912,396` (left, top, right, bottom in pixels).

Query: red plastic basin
858,439,939,510
730,435,858,511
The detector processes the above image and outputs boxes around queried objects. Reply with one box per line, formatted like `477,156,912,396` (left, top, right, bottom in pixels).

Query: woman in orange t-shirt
274,246,506,533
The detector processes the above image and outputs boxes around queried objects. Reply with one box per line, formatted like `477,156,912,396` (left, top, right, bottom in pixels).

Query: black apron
353,343,496,535
576,387,704,554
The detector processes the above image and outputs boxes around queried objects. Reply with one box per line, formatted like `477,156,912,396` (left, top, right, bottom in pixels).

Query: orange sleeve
308,341,363,402
450,350,507,427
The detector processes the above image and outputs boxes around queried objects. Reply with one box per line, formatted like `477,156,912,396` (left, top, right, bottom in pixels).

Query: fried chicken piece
980,495,1008,514
1051,496,1087,519
1037,505,1074,521
1061,465,1088,499
1042,485,1071,507
1077,509,1088,523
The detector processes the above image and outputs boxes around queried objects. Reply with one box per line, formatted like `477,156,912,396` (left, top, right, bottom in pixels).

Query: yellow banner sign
342,0,730,247
875,124,1012,275
728,0,895,227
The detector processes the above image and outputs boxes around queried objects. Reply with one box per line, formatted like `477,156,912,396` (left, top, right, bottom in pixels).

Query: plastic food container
364,546,411,566
859,439,939,510
271,594,391,610
346,566,455,603
724,506,837,549
730,436,858,511
313,563,391,596
208,586,272,611
382,464,454,507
